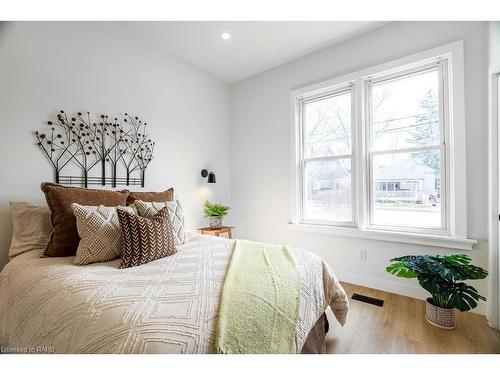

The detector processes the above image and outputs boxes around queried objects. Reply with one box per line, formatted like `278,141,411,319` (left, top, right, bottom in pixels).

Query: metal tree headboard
35,110,155,188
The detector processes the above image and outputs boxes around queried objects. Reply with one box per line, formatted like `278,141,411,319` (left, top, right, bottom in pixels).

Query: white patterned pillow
71,204,136,265
134,200,186,245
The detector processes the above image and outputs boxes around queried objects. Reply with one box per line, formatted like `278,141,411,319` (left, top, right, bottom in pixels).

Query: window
291,42,470,246
301,86,354,224
368,65,445,231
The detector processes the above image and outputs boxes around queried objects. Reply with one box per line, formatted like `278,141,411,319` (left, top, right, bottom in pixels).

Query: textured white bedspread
0,233,348,353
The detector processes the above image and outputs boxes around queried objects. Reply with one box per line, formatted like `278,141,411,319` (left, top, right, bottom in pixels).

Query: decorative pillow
9,202,52,257
117,207,176,269
134,200,186,245
126,187,174,205
41,182,129,257
71,204,136,266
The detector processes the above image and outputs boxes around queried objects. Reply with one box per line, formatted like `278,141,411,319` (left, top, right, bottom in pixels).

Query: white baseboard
335,270,428,300
335,269,487,316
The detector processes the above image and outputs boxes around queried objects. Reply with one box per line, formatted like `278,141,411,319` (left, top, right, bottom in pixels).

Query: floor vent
352,293,384,307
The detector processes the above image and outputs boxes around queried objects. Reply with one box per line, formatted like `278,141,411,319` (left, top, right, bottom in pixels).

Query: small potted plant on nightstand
386,254,487,329
203,201,230,229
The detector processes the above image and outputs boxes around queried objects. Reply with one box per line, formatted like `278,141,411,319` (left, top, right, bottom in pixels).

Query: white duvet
0,233,348,353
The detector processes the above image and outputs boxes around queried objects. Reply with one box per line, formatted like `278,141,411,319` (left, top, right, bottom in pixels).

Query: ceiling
125,21,388,83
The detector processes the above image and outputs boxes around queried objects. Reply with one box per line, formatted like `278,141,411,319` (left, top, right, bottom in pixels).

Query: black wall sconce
201,169,216,183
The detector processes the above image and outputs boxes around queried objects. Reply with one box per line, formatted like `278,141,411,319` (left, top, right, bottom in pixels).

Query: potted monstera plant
203,201,230,229
386,254,487,329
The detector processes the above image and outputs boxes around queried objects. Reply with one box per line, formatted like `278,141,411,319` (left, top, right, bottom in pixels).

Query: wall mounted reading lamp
201,169,216,183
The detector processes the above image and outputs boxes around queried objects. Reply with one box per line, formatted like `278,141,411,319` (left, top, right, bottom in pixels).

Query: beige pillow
71,204,136,266
134,200,186,245
9,202,52,257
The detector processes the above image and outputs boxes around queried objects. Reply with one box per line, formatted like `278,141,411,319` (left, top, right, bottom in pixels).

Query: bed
0,232,348,354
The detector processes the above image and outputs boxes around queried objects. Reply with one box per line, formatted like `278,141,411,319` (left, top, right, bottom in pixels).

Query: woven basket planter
425,298,456,329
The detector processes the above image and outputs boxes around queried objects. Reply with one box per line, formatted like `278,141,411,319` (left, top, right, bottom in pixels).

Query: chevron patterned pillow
72,204,136,265
117,207,176,269
134,200,186,245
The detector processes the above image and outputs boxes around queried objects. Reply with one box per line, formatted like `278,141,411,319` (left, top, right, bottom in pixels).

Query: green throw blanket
215,239,301,354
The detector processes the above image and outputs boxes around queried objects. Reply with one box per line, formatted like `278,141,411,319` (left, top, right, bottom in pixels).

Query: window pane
371,69,440,152
303,158,352,222
304,91,351,158
372,151,441,228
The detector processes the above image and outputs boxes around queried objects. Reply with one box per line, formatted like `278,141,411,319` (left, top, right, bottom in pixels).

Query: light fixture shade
207,172,216,183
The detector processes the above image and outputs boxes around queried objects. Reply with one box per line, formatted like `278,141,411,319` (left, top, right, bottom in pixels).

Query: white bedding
0,233,348,353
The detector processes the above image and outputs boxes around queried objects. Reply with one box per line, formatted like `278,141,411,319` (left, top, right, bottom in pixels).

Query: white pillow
9,202,52,257
134,200,186,245
71,204,136,266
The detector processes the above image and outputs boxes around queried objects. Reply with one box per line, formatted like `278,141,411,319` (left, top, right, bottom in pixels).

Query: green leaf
386,261,418,278
448,283,485,312
203,200,231,219
420,256,457,280
417,273,451,307
453,264,488,281
434,254,471,266
390,256,430,275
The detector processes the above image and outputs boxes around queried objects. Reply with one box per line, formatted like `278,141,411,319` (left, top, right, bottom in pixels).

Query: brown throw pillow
117,207,176,269
126,187,174,205
41,183,129,257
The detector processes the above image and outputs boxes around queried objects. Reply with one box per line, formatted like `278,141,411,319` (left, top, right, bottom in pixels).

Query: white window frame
365,61,448,236
290,41,476,250
298,83,356,227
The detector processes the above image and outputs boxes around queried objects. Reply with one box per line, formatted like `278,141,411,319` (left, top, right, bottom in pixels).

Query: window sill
288,223,477,250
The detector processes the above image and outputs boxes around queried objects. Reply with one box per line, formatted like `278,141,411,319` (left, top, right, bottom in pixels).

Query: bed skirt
300,313,329,354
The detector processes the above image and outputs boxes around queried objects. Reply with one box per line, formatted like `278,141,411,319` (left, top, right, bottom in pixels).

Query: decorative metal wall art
35,111,155,188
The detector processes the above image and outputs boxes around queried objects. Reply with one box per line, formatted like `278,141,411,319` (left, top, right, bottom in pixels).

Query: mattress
0,233,348,353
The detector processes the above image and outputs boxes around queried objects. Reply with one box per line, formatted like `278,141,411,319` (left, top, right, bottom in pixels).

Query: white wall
230,21,489,314
487,21,500,327
489,22,500,69
0,22,231,269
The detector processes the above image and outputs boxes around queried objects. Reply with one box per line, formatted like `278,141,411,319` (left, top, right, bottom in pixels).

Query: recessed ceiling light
221,32,231,41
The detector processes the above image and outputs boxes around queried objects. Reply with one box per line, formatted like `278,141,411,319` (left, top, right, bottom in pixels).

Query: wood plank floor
326,282,500,354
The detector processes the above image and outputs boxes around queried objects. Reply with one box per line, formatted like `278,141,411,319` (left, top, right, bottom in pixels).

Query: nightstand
198,226,234,239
